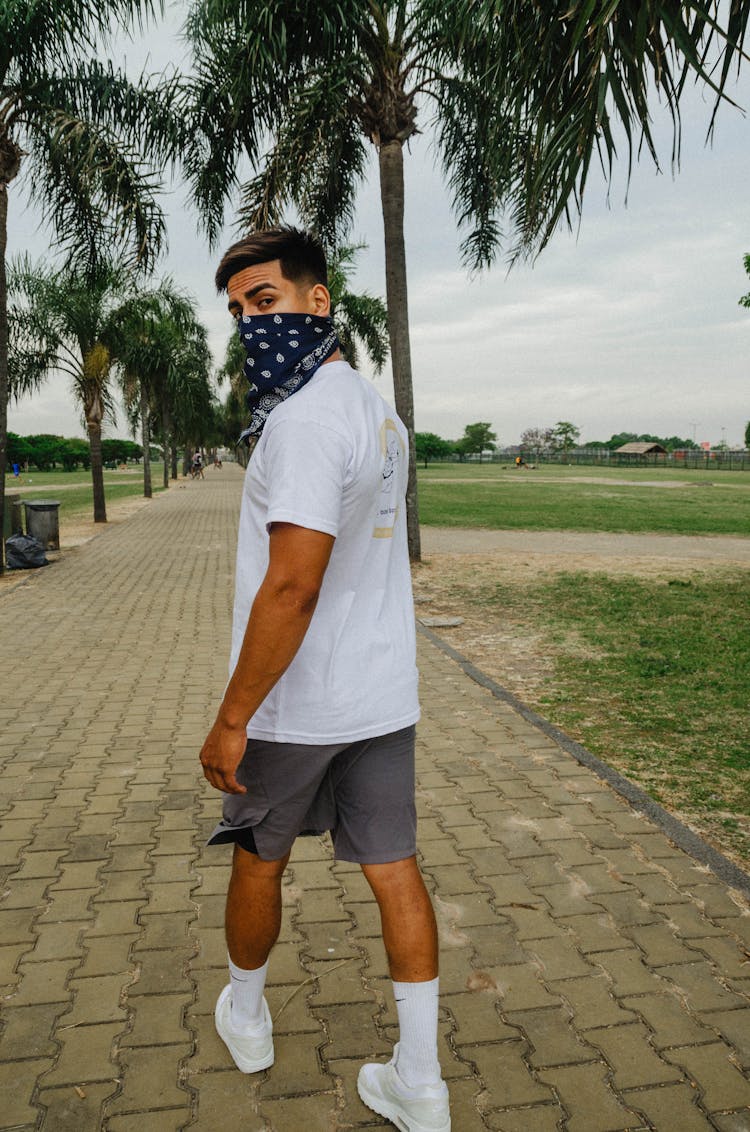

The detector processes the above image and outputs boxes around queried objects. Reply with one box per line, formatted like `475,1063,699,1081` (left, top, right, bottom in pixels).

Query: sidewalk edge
418,622,750,900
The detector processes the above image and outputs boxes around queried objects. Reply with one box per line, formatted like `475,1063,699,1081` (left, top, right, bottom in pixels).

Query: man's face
226,259,330,322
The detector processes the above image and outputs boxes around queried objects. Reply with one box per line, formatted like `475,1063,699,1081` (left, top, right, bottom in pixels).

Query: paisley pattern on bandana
237,312,339,443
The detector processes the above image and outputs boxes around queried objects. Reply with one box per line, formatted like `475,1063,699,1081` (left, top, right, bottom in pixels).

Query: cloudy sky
7,3,749,448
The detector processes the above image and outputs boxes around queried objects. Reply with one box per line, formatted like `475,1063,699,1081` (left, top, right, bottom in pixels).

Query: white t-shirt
230,359,420,743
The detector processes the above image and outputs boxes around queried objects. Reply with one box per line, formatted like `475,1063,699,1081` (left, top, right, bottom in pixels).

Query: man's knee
361,855,425,900
231,842,290,881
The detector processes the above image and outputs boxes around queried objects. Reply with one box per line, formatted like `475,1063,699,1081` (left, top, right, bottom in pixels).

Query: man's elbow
264,575,322,616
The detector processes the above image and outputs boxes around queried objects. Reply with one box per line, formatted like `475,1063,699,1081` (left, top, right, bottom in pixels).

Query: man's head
215,227,331,322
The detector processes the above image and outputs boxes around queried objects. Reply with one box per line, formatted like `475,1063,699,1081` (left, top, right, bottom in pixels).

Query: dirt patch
411,534,750,701
56,492,158,548
420,526,750,564
425,475,706,488
414,552,606,701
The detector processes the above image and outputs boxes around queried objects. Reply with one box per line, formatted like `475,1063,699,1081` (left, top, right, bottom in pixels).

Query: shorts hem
332,844,417,865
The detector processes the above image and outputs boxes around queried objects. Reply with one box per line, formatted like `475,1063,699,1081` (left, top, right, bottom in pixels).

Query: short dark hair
215,227,328,293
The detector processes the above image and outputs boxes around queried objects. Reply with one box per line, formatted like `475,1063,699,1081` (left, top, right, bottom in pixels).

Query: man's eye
258,297,273,309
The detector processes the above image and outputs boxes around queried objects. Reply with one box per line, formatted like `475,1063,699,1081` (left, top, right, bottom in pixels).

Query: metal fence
489,449,750,471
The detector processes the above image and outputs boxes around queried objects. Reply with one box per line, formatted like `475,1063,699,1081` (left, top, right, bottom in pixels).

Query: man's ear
310,283,331,316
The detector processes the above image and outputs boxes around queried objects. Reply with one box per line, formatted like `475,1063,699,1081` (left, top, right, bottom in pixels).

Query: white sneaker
357,1045,450,1132
214,984,274,1073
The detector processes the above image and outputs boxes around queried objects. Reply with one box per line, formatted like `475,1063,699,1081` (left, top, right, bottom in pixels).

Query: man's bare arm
200,522,335,793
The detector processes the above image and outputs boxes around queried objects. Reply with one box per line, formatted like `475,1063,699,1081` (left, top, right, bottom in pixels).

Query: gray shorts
206,725,416,863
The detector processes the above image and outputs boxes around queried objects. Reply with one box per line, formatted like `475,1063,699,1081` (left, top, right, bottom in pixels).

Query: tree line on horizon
2,1,749,570
414,423,740,467
7,433,145,472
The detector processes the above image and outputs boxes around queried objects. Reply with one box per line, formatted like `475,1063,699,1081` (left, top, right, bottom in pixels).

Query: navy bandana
237,312,339,442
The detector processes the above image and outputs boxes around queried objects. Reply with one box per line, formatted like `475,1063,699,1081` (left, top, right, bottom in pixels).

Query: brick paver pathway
1,466,749,1131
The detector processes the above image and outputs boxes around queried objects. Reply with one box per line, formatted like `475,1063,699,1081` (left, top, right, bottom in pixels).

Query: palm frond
2,0,163,76
25,106,167,273
431,73,521,271
184,0,376,241
336,291,389,373
216,331,246,395
25,62,189,166
431,0,750,261
7,256,75,396
234,63,368,246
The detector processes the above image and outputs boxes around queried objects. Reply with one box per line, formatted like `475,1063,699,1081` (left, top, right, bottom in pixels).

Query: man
200,228,450,1132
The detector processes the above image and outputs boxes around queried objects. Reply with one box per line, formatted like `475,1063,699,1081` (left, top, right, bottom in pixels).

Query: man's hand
200,713,248,794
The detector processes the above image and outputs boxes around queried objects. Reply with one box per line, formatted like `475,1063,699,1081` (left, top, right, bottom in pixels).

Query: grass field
509,571,749,861
415,462,749,864
417,463,750,536
421,559,750,865
6,466,168,525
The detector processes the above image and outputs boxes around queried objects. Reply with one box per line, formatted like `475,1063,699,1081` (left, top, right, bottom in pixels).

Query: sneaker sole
215,988,274,1074
357,1077,450,1132
357,1076,410,1132
223,1043,274,1074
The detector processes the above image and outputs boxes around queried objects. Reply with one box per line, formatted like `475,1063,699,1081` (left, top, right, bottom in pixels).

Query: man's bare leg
225,843,290,967
361,856,438,980
358,855,448,1124
215,844,290,1072
213,842,289,1059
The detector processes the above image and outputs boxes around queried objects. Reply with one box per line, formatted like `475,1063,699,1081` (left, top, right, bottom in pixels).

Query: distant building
614,442,668,456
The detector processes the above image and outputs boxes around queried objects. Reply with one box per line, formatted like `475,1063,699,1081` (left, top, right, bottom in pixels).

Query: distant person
12,462,20,478
191,450,205,479
199,227,449,1131
515,455,525,468
214,454,223,469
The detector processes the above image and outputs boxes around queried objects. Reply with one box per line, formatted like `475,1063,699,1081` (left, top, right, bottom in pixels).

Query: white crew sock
228,955,269,1031
392,977,442,1088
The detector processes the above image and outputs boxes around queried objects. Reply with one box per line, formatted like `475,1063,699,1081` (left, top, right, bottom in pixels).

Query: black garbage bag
5,532,48,569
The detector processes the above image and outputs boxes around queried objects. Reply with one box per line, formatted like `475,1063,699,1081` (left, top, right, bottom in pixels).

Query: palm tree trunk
0,182,9,573
140,385,152,499
162,403,170,489
171,445,178,480
378,139,420,561
87,419,107,523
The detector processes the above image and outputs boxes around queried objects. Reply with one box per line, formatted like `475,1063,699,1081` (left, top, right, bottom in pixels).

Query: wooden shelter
614,442,668,456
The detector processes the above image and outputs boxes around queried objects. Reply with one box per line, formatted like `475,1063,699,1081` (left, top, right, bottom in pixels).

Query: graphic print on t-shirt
374,418,404,538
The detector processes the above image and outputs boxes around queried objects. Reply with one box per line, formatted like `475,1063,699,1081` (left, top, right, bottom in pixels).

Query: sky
7,3,750,449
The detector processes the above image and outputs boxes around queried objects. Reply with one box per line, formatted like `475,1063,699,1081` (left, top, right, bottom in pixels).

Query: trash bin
23,500,61,550
3,493,23,541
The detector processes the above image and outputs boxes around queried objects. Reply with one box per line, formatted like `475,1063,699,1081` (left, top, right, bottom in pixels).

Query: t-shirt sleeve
262,415,352,537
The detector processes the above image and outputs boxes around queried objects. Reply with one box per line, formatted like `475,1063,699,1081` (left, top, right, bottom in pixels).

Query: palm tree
183,0,749,559
114,293,165,499
9,259,137,521
0,0,183,568
111,281,214,495
152,309,214,488
328,245,389,375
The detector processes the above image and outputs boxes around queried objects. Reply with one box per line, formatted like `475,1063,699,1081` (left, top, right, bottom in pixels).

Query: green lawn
417,463,750,535
455,567,750,864
5,466,167,524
